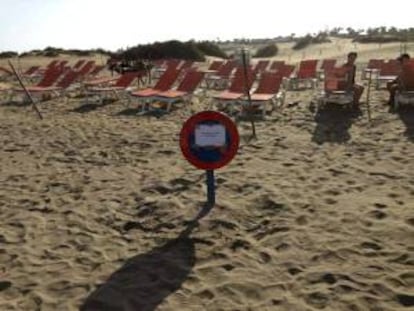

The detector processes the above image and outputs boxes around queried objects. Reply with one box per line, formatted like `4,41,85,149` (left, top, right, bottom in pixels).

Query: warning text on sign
195,124,226,147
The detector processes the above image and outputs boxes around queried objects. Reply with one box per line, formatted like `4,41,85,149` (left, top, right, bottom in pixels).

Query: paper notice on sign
195,124,226,147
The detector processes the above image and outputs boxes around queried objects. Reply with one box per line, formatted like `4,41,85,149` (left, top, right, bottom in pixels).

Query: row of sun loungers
1,57,414,118
0,59,107,102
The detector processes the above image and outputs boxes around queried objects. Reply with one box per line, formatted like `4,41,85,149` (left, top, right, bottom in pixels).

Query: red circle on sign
180,111,239,170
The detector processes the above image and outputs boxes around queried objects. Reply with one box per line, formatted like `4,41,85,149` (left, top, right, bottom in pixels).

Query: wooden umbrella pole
365,69,372,123
8,60,43,120
241,48,256,138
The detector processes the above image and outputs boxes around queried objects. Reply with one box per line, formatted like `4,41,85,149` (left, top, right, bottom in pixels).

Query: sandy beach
0,41,413,310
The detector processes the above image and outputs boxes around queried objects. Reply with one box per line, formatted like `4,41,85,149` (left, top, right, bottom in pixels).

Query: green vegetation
43,47,60,57
329,26,414,43
353,36,405,43
116,40,228,61
253,44,279,57
0,51,18,59
292,32,331,50
2,26,413,59
18,47,111,58
195,41,228,59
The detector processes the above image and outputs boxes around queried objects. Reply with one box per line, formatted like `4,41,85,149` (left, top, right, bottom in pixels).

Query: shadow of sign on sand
80,219,201,311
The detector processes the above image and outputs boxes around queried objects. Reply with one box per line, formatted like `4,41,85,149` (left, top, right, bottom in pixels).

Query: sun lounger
318,59,337,80
269,60,285,72
394,62,414,109
314,66,354,111
130,67,181,111
213,66,256,114
361,59,384,80
204,60,238,89
149,70,205,112
238,72,285,118
376,59,400,89
11,68,80,102
290,59,319,90
86,71,145,104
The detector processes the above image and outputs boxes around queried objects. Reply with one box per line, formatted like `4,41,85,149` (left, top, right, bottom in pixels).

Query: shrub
92,48,112,55
292,33,331,50
43,50,59,57
254,44,279,57
0,51,18,59
352,35,406,43
65,49,92,56
292,35,313,50
195,41,228,58
118,40,206,61
41,47,63,57
44,46,64,54
29,50,43,56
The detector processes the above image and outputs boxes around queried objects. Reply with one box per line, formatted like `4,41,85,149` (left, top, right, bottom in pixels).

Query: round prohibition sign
180,111,239,170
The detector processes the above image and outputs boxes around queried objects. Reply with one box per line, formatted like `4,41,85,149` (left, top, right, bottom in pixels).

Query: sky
0,0,412,53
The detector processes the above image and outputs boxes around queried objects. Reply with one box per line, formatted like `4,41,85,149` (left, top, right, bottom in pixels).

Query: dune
0,40,413,311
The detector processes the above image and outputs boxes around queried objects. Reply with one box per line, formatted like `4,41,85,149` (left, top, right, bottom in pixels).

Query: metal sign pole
206,169,215,206
365,70,372,123
8,61,43,120
241,48,256,138
180,111,239,215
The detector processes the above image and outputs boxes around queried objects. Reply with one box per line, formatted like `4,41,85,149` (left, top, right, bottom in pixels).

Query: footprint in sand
1,224,26,244
287,267,303,276
304,272,339,286
209,219,238,231
360,241,383,251
197,289,215,300
222,264,235,272
387,192,399,199
295,215,308,225
230,239,251,251
399,272,414,287
324,197,337,205
259,251,272,264
405,218,414,227
257,196,287,214
0,281,12,292
324,189,341,196
136,205,154,218
374,202,388,209
305,291,330,309
367,210,387,220
142,182,173,195
384,276,407,288
275,242,290,252
395,293,414,307
123,221,148,232
389,253,414,265
168,177,196,193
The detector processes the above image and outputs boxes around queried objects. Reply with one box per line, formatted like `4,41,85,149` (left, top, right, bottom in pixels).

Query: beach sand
0,42,413,310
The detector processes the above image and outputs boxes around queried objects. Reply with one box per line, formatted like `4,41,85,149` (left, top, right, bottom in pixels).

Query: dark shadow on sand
80,218,203,311
116,107,167,118
396,105,414,142
0,100,31,108
312,103,361,144
116,107,142,116
72,102,109,113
